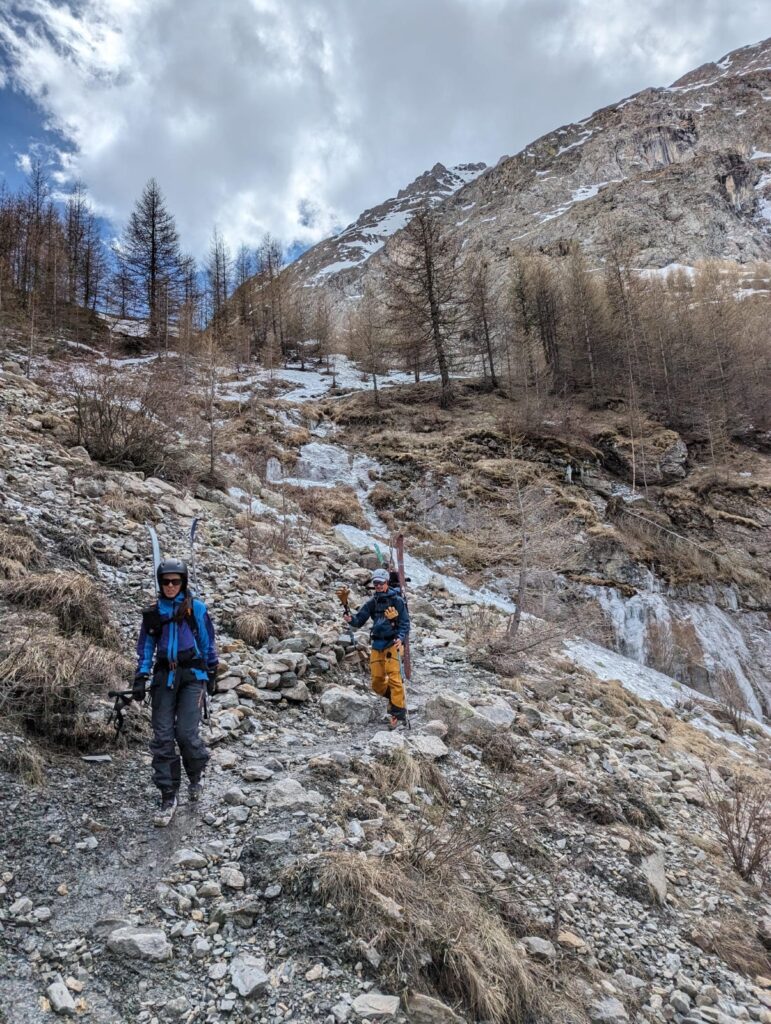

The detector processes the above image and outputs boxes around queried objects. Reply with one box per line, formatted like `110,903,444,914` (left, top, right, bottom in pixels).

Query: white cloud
0,0,767,258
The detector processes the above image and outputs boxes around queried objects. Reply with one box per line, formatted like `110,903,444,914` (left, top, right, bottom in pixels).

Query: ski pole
396,649,411,730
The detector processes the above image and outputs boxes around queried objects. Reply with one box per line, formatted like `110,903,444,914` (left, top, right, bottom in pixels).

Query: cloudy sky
0,0,768,259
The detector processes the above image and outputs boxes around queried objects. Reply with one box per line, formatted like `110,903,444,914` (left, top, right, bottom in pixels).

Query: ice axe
335,586,356,644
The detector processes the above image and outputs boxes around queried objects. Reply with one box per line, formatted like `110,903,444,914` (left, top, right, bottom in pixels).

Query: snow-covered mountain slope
289,36,771,307
288,162,486,287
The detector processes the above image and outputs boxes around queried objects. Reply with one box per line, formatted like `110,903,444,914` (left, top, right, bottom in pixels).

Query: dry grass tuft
689,913,771,977
0,731,45,785
315,850,543,1024
0,526,44,578
0,630,133,747
222,605,289,647
286,485,369,529
365,748,450,803
103,490,159,524
522,769,663,831
0,571,111,639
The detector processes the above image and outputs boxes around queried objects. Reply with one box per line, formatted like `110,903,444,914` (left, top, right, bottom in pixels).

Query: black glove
206,668,218,697
133,672,149,702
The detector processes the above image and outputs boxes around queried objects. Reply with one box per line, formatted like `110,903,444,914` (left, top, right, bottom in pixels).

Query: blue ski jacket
349,588,410,651
136,592,218,687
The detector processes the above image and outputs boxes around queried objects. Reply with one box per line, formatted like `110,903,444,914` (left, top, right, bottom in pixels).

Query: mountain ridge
287,36,771,302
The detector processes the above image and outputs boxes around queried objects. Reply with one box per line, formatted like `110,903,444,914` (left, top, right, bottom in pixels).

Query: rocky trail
1,354,770,1024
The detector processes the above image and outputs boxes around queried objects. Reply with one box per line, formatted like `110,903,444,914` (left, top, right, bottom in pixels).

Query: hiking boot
153,792,177,827
387,708,407,731
188,775,204,803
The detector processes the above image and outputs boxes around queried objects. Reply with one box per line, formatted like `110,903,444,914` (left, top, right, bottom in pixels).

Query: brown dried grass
0,525,44,572
689,913,771,977
223,605,289,647
0,570,111,639
0,732,45,785
285,485,368,529
0,630,132,747
365,747,449,803
102,490,159,524
315,850,543,1024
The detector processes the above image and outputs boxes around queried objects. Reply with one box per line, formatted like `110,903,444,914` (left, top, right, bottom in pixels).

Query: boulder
107,926,172,962
424,694,478,734
265,778,324,809
320,686,376,725
407,734,449,759
405,992,468,1023
230,954,269,997
47,975,77,1017
521,936,557,962
352,992,401,1018
639,848,667,905
173,848,208,870
282,681,310,702
589,997,629,1024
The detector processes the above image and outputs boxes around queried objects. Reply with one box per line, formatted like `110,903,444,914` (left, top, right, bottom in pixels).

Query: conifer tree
119,178,181,346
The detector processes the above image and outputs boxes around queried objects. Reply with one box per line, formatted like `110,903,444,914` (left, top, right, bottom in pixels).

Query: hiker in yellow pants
343,568,411,729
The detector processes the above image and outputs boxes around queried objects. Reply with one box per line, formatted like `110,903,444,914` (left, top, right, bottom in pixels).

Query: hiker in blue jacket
134,558,219,826
344,568,410,728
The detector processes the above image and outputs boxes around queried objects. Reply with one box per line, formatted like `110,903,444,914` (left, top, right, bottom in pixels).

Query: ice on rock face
590,580,768,720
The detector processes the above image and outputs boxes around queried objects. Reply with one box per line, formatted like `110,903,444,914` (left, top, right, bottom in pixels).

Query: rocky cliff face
290,36,771,304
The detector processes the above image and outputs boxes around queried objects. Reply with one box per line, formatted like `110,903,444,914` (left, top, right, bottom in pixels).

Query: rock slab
107,926,172,962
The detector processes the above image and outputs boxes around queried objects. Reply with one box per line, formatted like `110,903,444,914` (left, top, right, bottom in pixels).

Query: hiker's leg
150,679,181,794
369,649,389,699
384,645,405,711
175,674,209,782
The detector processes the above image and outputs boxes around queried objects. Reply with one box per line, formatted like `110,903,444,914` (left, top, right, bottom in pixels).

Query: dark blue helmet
157,558,188,592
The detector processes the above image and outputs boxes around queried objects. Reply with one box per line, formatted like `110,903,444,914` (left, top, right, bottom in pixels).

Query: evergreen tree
119,178,181,345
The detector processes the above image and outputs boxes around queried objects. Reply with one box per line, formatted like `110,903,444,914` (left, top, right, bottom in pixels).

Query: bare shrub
712,673,750,736
314,851,543,1024
0,631,132,747
66,363,192,479
702,771,771,882
0,571,111,639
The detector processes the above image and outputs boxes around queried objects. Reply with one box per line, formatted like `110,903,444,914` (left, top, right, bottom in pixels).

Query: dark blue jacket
350,588,410,651
136,592,218,687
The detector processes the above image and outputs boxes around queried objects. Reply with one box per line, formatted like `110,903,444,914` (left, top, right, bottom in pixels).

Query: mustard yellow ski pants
369,644,405,709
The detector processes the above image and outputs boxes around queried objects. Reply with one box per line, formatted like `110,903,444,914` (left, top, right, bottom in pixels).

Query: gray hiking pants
150,669,209,794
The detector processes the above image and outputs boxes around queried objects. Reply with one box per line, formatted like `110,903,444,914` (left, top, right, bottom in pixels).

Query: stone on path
173,848,208,870
320,686,376,725
220,866,246,890
588,996,629,1024
370,730,407,753
265,778,323,808
47,974,77,1017
107,926,172,962
230,954,269,997
521,936,557,962
352,992,401,1018
408,734,449,759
